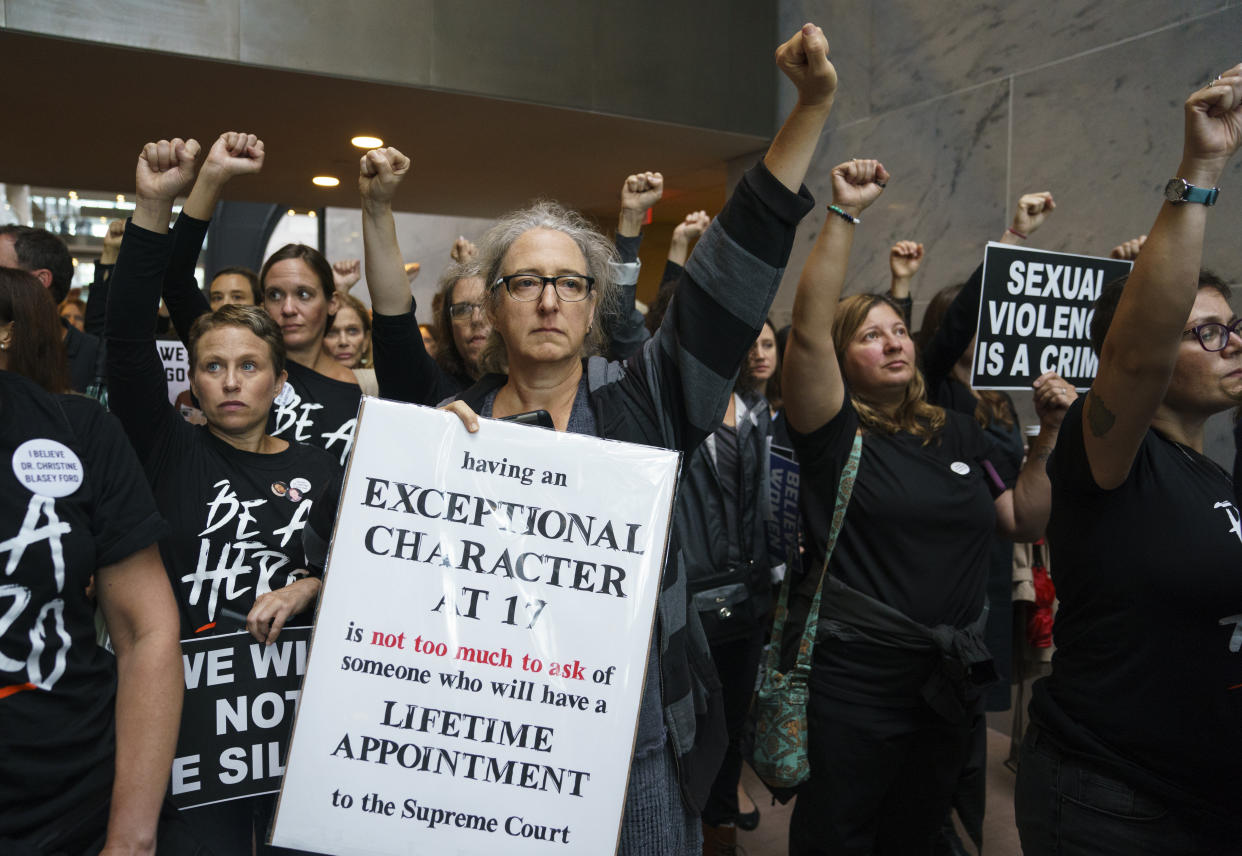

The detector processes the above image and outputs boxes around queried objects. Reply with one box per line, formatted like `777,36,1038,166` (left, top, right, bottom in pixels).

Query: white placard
271,398,680,855
158,340,191,405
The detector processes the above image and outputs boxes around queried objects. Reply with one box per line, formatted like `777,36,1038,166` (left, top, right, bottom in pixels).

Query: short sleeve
60,395,168,565
1046,397,1100,493
789,392,861,497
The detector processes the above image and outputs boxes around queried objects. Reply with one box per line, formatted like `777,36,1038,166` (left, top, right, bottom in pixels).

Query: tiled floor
735,726,1022,855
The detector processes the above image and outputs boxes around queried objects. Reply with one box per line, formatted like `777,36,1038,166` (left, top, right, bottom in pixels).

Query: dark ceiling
2,30,768,224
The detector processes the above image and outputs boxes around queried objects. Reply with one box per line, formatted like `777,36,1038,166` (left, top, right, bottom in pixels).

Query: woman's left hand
1032,371,1078,429
247,577,320,645
830,158,889,217
441,400,481,433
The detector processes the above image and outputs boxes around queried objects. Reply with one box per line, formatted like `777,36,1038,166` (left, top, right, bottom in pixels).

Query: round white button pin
12,439,83,498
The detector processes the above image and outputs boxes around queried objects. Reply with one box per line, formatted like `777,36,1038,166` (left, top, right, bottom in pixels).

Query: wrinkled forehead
1189,286,1235,324
501,228,588,274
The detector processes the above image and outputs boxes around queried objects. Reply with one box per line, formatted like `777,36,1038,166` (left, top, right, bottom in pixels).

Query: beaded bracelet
827,204,860,225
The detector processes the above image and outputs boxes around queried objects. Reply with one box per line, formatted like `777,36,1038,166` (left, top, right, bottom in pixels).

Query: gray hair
476,200,619,374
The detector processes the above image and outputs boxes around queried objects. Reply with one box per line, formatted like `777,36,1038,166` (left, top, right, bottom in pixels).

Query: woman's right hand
830,158,889,217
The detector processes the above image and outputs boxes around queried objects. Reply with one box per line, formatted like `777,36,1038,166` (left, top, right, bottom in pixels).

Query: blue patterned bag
750,431,860,791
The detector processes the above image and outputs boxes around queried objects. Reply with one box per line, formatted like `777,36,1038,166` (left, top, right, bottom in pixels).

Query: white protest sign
271,398,680,855
158,340,191,405
971,242,1132,390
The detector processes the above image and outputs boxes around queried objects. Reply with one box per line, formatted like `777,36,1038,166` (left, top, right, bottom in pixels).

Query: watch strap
1183,183,1219,205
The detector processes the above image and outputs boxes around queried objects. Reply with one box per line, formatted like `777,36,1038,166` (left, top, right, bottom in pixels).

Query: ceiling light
312,176,340,187
116,194,125,204
68,191,78,199
351,136,383,149
287,209,297,217
307,210,317,218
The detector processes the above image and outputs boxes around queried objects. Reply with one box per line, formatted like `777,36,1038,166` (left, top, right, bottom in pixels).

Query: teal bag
750,430,860,791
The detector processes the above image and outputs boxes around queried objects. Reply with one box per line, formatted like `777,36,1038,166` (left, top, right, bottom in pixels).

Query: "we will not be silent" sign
270,398,680,855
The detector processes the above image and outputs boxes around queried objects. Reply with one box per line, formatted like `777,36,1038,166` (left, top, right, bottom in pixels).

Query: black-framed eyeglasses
1184,319,1242,352
448,301,485,321
495,274,595,303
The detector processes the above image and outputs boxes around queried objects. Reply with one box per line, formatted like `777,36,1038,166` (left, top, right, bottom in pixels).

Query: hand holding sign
1031,370,1078,430
830,158,889,216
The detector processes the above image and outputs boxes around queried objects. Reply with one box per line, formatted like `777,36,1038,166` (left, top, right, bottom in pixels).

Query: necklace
1170,440,1234,492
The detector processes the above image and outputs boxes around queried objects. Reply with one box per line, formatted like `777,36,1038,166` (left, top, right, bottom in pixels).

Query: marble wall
769,0,1242,463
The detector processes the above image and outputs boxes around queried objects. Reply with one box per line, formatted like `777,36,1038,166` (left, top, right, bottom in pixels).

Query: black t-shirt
1032,398,1242,823
791,394,1012,704
142,415,340,638
0,374,167,838
267,361,361,467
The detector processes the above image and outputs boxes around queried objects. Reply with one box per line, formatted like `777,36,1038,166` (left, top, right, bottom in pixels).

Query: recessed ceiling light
116,194,125,203
312,176,340,187
307,210,317,218
287,208,297,217
351,136,383,149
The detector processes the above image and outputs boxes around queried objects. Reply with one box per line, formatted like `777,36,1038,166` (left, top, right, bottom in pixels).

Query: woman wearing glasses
1015,71,1242,854
368,259,488,406
160,133,362,466
359,23,836,853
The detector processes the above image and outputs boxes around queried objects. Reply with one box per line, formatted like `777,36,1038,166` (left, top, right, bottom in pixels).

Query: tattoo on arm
1086,392,1116,438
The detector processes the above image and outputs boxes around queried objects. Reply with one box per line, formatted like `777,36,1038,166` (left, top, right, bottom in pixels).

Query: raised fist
100,219,125,264
1109,234,1147,261
201,131,265,182
359,146,410,205
1182,65,1242,175
136,138,201,202
332,259,361,292
830,158,888,215
1012,192,1055,236
672,210,711,244
621,171,664,214
450,237,477,264
775,23,837,108
889,241,925,279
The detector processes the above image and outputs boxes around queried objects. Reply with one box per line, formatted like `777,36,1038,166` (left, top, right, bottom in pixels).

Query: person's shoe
702,823,747,856
736,804,760,831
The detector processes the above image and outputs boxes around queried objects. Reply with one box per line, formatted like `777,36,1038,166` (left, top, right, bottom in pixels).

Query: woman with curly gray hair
360,23,838,853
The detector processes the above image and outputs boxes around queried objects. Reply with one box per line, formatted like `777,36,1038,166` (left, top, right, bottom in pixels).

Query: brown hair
737,318,779,404
329,291,373,367
0,267,71,392
917,283,1016,430
432,262,483,382
188,305,286,377
833,293,945,443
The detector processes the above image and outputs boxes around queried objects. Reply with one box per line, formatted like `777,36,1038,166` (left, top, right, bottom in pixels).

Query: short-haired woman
106,136,340,854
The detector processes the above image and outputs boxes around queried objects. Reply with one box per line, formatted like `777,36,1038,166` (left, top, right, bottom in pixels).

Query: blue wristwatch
1164,177,1219,205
